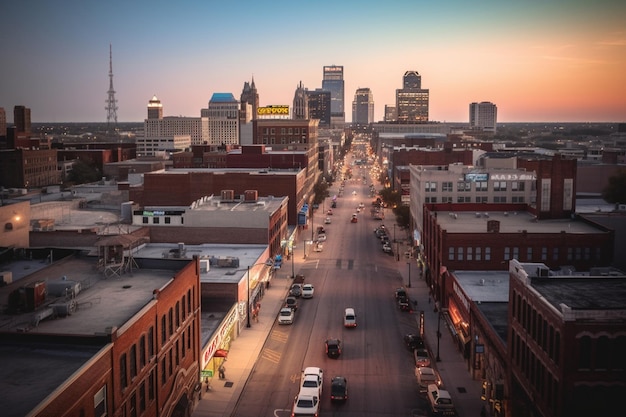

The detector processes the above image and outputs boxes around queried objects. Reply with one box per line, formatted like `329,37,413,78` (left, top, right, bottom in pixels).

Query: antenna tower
105,44,118,131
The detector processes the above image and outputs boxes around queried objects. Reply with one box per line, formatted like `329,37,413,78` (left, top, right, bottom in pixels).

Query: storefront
200,304,239,384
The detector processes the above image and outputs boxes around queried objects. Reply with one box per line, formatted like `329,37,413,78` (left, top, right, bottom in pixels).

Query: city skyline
1,1,625,124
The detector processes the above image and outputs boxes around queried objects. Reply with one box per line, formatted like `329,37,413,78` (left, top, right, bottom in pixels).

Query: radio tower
105,43,118,133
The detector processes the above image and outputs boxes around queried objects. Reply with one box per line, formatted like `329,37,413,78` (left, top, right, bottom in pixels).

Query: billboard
257,105,289,116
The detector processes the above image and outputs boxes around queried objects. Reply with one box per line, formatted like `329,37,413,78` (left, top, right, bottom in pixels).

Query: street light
407,261,412,288
436,308,448,361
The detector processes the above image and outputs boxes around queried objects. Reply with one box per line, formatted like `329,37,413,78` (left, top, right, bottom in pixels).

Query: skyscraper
13,105,31,135
352,88,374,125
0,107,6,138
469,101,497,132
396,71,429,123
322,65,345,126
240,77,259,120
293,81,308,120
307,90,331,128
147,95,163,120
206,93,240,145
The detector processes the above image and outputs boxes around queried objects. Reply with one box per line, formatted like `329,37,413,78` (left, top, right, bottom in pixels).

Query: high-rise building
396,71,429,123
240,77,259,120
206,93,240,145
293,81,308,120
384,105,397,122
352,88,374,125
13,105,31,135
0,107,6,138
147,95,163,120
322,65,345,126
307,90,331,128
469,101,497,132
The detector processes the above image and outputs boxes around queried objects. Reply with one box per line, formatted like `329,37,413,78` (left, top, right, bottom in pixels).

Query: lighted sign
490,173,536,181
257,105,290,116
142,210,165,216
465,173,489,182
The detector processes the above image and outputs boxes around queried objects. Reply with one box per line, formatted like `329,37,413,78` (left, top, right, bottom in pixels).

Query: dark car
330,376,348,402
394,287,407,300
325,338,342,359
289,283,302,298
404,333,425,350
284,296,298,311
331,201,337,208
397,295,411,312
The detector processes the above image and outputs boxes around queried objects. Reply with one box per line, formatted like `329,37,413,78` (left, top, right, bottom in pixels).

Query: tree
66,159,102,186
602,169,626,204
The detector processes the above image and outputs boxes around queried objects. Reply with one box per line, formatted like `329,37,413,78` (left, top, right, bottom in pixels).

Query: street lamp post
436,310,442,361
246,265,251,328
407,261,412,288
291,245,295,279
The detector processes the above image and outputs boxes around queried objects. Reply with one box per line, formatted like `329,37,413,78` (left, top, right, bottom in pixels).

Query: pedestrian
218,364,226,379
204,377,210,392
253,309,259,323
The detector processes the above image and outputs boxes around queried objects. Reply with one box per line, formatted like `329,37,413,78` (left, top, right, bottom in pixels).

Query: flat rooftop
434,210,604,234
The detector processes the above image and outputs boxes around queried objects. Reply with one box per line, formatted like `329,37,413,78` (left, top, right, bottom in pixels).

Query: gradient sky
1,0,625,123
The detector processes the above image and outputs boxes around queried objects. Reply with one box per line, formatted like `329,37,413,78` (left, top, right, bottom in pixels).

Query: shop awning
214,349,228,358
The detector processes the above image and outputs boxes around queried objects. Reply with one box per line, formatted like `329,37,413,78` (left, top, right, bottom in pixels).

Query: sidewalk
192,256,485,417
398,259,486,417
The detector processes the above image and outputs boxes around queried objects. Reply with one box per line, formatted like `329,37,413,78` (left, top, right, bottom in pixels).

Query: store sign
490,173,535,181
257,105,289,116
202,306,238,367
465,173,489,182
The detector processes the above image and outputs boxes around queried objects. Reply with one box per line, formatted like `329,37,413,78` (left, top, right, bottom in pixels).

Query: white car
278,307,294,325
300,367,323,397
291,393,319,417
301,284,315,299
317,234,327,242
324,217,332,224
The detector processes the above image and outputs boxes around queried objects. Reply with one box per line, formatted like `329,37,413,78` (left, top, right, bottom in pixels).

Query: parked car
330,376,348,402
427,384,455,415
291,393,320,417
284,296,298,311
317,233,327,242
414,348,431,368
382,243,393,253
316,226,326,235
300,367,324,397
416,367,440,392
404,333,425,350
397,295,411,312
394,287,407,300
344,308,357,328
325,338,342,358
278,307,294,325
289,283,303,297
301,284,314,298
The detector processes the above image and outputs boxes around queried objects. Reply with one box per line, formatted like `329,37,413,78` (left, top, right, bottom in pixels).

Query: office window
494,181,507,191
148,326,154,358
457,181,471,192
168,308,174,336
527,247,533,261
425,181,437,192
513,247,519,260
142,217,149,224
512,196,525,203
425,197,437,203
494,196,507,203
504,247,510,260
476,247,482,261
139,336,146,368
442,181,452,192
475,196,488,203
441,196,453,203
457,247,464,261
457,196,471,203
476,181,488,191
153,217,159,224
448,247,455,261
485,247,491,261
552,247,559,261
466,247,473,261
130,345,137,379
542,247,548,261
164,217,171,224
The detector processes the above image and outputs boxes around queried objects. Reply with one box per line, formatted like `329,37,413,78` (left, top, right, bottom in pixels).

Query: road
232,150,430,416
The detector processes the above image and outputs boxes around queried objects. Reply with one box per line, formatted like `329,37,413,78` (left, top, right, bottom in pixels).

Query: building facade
470,101,497,133
322,65,345,126
143,96,205,146
352,87,375,125
240,77,259,121
205,93,240,146
147,95,164,120
293,81,309,120
307,89,331,128
396,71,429,123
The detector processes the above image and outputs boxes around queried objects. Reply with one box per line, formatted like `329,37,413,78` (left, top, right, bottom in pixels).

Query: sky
1,0,625,124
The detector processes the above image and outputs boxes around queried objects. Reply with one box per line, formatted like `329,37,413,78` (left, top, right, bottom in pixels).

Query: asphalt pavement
191,246,486,417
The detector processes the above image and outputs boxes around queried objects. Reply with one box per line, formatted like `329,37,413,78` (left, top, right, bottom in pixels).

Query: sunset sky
1,0,625,123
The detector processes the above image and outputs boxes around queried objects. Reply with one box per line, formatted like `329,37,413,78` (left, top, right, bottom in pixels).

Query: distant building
307,89,331,128
292,81,308,120
322,65,345,127
469,101,497,132
204,93,240,146
352,87,374,125
0,148,60,188
396,71,429,123
240,77,259,121
0,107,6,139
147,95,163,119
384,105,397,122
13,105,31,135
144,97,205,147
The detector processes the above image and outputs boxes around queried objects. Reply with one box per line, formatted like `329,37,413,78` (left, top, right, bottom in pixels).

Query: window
494,181,507,191
467,247,473,261
457,247,464,261
513,247,519,260
475,196,488,203
168,308,174,336
161,359,166,385
494,196,507,203
578,336,592,369
457,181,471,192
164,217,171,224
485,247,491,261
504,247,511,260
512,181,525,191
442,181,453,192
139,384,146,413
153,217,160,224
542,247,548,261
567,247,573,261
176,301,180,328
448,247,455,261
94,386,107,417
512,196,525,203
148,370,155,400
425,181,437,192
120,354,128,389
139,336,146,368
148,327,154,358
425,197,437,203
130,344,137,379
476,181,488,191
161,316,166,345
476,247,482,261
527,247,533,261
142,217,149,224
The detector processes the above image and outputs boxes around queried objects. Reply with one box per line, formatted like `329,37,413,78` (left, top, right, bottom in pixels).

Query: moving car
317,234,327,242
291,393,320,417
325,338,342,358
301,284,314,299
324,217,332,224
330,376,348,402
351,214,358,223
344,308,357,328
300,367,323,397
397,295,411,312
394,287,407,300
278,307,294,325
382,243,392,253
404,333,425,350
